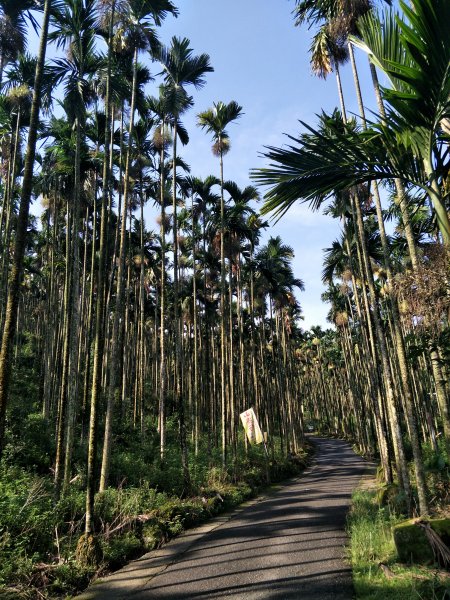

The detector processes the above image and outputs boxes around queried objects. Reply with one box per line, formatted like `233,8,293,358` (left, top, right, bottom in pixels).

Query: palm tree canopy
197,100,243,139
309,24,348,78
254,235,305,311
158,36,213,91
223,180,259,204
0,0,43,64
197,100,243,156
129,0,178,27
252,111,423,220
352,0,450,164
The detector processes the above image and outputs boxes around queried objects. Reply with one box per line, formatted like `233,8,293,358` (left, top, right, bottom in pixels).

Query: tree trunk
99,46,137,491
0,0,51,454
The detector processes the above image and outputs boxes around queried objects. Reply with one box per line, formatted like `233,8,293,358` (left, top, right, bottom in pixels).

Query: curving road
80,437,369,600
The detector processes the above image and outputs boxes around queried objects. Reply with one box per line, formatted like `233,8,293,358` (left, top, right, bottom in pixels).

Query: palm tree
279,0,450,243
0,0,40,85
0,53,36,326
253,108,420,508
293,0,350,119
254,236,305,454
82,0,117,537
99,0,178,493
221,182,259,450
350,0,450,244
197,100,243,467
158,36,213,489
0,0,52,456
49,0,100,496
148,84,189,462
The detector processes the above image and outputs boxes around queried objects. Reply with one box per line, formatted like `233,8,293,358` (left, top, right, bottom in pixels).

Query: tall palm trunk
61,113,83,493
159,125,167,460
54,200,72,495
0,0,51,454
191,196,199,455
139,176,146,436
171,120,190,490
99,46,137,491
219,149,227,468
349,42,428,513
228,248,236,459
0,109,21,331
85,2,114,529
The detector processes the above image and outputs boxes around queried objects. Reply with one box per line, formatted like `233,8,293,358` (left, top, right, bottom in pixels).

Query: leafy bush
49,561,95,595
0,466,54,563
95,483,167,530
0,435,311,598
55,486,85,526
102,532,143,570
422,440,449,472
109,451,149,488
3,413,54,473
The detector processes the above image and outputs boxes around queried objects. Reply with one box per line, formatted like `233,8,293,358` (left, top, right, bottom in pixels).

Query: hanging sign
240,408,264,445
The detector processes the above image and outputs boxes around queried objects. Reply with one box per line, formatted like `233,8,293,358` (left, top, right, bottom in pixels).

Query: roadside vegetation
347,439,450,600
348,484,450,599
0,407,310,598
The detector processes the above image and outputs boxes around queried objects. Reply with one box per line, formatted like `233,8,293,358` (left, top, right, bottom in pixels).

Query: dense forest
0,0,449,597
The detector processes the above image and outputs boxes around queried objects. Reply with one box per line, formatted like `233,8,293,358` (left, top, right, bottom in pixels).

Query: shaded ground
79,437,369,599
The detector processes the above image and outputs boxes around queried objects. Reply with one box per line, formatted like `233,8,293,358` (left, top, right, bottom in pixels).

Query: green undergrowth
0,436,311,599
348,489,450,600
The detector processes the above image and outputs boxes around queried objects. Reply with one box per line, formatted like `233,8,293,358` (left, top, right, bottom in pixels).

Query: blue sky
28,0,382,329
150,0,379,329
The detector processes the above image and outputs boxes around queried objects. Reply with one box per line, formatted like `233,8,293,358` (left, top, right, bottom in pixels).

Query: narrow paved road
81,438,369,600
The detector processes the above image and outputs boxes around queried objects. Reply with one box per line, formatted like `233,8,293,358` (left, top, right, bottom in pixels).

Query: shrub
102,532,143,570
0,466,54,561
3,413,54,473
48,561,95,596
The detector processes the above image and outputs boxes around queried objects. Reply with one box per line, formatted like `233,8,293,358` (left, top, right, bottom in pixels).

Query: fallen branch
103,513,155,540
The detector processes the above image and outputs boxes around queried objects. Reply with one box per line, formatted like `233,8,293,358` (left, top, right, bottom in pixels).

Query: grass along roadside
0,438,312,599
347,488,450,599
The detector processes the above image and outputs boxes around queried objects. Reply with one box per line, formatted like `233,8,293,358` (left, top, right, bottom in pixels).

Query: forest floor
78,437,367,599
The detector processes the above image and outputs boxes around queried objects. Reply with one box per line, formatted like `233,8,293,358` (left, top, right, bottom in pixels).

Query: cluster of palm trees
254,0,450,515
2,0,447,539
0,0,306,540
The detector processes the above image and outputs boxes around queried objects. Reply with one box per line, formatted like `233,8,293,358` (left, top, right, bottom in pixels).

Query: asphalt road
80,437,368,600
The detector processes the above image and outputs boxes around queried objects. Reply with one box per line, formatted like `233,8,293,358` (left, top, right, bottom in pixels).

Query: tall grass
347,489,450,600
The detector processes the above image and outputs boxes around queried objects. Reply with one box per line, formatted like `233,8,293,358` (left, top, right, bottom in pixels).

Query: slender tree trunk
159,126,167,461
85,3,114,529
99,46,137,491
350,42,428,513
219,149,227,468
62,113,83,493
0,0,51,454
191,197,199,456
171,121,190,491
0,109,20,331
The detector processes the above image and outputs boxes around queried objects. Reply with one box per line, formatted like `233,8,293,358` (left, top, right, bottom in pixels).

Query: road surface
80,437,369,599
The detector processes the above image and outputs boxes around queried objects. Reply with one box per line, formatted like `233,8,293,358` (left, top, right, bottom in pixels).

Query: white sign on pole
240,408,264,445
